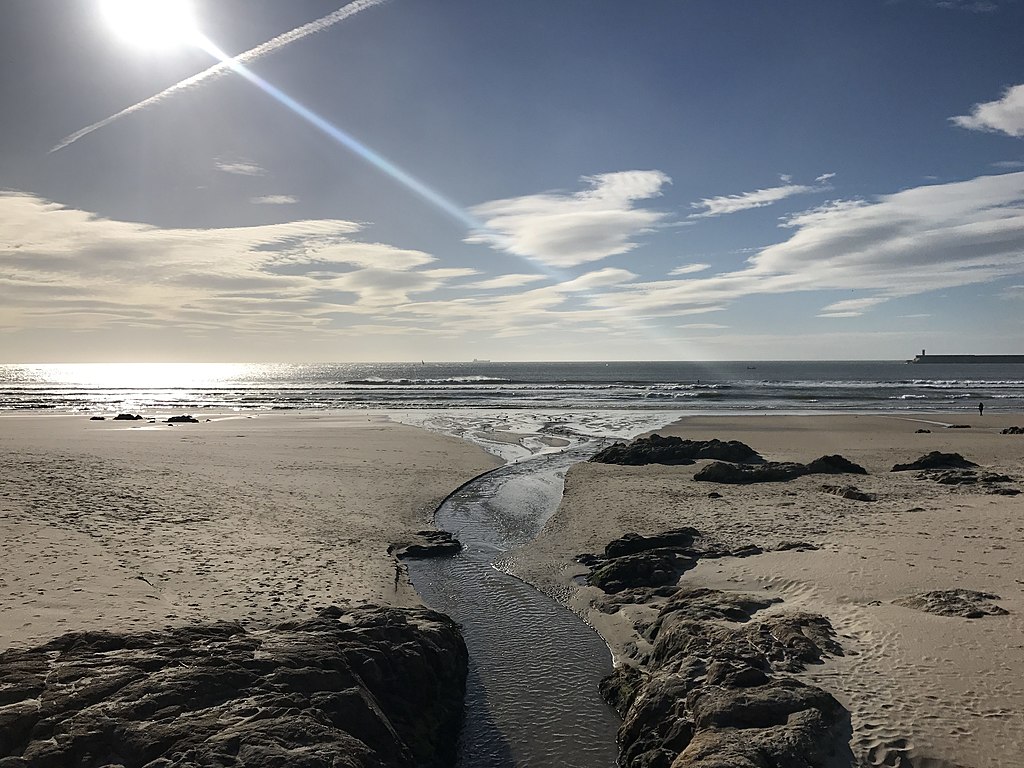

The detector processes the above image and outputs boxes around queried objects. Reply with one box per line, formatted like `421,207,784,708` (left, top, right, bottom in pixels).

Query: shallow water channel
405,438,621,767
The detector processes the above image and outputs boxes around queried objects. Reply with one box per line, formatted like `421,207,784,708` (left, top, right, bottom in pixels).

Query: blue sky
2,0,1024,361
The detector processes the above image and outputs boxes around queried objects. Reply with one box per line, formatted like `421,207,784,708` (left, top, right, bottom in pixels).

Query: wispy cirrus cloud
216,159,267,176
464,274,547,290
466,170,672,268
689,183,821,218
669,263,711,276
251,194,299,205
952,84,1024,137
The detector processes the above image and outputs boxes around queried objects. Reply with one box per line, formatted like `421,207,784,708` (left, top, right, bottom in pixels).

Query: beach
3,408,1023,766
510,412,1024,768
0,412,500,652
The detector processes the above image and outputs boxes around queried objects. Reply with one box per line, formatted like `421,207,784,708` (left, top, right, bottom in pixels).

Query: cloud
1001,284,1024,299
952,84,1024,137
466,171,671,268
0,191,466,334
816,172,837,183
992,160,1024,169
669,263,711,276
931,0,1000,10
678,323,728,330
465,274,547,290
252,195,299,205
689,183,820,218
216,160,267,176
585,171,1024,319
817,297,889,317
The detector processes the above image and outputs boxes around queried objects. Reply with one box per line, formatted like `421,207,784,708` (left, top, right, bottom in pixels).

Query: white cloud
817,297,889,317
992,160,1024,169
466,170,671,268
0,192,464,334
669,263,711,276
1001,284,1024,299
465,274,547,290
689,184,819,218
780,174,793,183
252,194,298,205
678,323,728,330
816,172,837,183
952,84,1024,138
215,160,267,176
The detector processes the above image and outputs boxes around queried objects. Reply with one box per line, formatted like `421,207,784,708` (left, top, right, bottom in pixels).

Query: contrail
51,0,388,152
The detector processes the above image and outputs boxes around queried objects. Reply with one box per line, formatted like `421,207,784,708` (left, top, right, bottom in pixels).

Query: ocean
2,361,1023,414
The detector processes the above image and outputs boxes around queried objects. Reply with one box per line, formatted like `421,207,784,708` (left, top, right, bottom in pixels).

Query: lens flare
99,0,200,49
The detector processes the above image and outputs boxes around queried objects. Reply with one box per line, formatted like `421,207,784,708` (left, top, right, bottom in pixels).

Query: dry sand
0,412,499,652
510,412,1024,768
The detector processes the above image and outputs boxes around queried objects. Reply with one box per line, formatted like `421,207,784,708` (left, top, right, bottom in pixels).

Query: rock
1001,426,1024,435
165,415,199,424
608,586,851,768
946,424,972,429
113,413,144,421
389,530,462,559
605,528,700,559
891,451,978,471
706,491,722,499
695,454,866,484
805,454,868,475
915,428,931,433
775,541,820,551
590,435,762,466
589,549,698,594
821,484,876,501
0,606,467,768
924,469,1014,486
894,589,1008,618
88,416,105,421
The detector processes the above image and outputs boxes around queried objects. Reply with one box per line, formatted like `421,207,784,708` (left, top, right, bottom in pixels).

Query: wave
343,376,513,385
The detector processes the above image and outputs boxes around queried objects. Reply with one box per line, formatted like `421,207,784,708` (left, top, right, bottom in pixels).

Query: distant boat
910,349,1024,364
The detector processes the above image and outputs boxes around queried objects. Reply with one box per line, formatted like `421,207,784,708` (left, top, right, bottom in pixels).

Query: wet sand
510,412,1024,768
0,412,499,651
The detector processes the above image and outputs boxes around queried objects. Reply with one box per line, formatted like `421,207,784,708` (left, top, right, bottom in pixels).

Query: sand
510,412,1024,768
0,412,499,652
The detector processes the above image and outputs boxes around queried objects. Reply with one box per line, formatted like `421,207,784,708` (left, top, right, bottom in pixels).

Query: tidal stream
405,434,621,767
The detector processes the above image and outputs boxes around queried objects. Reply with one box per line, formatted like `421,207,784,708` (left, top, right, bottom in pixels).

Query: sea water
2,360,1023,412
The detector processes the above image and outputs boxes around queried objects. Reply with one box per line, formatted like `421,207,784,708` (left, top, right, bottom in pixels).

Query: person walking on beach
978,401,984,416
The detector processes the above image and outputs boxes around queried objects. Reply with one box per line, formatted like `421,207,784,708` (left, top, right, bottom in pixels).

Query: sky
2,0,1024,362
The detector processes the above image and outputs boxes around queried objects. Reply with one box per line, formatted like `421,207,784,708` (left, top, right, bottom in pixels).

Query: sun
100,0,200,49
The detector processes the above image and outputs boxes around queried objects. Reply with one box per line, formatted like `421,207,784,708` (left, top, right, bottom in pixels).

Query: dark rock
695,454,866,484
924,469,1014,486
891,452,978,471
88,416,105,421
915,428,931,433
575,553,601,567
0,606,467,768
590,434,762,466
821,484,876,501
165,415,199,424
1001,426,1024,435
608,586,851,768
389,529,462,560
729,544,763,558
605,528,700,559
990,487,1021,496
113,413,144,421
589,549,698,594
775,541,820,552
706,491,722,499
946,424,972,429
894,589,1008,618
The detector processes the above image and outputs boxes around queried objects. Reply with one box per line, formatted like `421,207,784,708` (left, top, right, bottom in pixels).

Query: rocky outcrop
582,528,759,594
389,530,463,559
113,413,144,421
694,454,866,484
820,484,876,501
1001,426,1024,435
0,605,468,768
590,435,762,466
601,586,852,768
891,452,977,471
894,589,1009,618
166,414,200,424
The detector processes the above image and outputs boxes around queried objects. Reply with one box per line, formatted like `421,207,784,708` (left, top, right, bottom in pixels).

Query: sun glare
100,0,200,49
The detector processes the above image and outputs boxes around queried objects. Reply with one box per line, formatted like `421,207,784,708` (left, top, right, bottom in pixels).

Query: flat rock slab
894,589,1009,619
389,529,463,559
821,484,877,501
0,605,467,768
